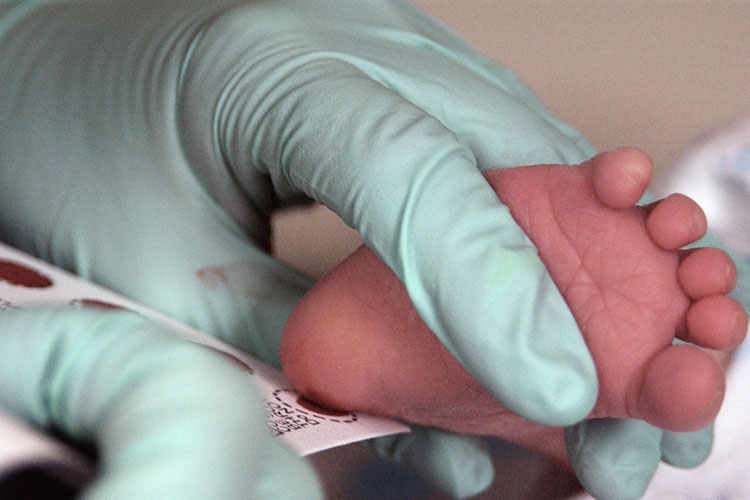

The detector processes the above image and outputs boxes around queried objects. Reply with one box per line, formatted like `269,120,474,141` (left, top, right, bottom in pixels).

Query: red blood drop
295,396,349,417
0,260,53,288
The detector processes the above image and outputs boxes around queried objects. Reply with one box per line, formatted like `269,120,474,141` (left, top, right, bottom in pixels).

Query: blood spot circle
295,396,351,417
273,389,357,423
0,260,53,288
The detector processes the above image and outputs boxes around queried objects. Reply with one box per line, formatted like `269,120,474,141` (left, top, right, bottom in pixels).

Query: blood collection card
0,242,408,486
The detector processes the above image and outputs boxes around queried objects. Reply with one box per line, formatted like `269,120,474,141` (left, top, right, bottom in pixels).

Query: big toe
592,147,653,209
634,344,725,432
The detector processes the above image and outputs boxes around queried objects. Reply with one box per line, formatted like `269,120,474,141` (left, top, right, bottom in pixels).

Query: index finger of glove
185,39,597,424
0,307,322,500
366,427,494,500
660,425,713,468
565,418,663,500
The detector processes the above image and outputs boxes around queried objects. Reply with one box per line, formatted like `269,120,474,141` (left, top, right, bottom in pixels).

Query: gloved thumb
0,307,322,500
564,418,662,500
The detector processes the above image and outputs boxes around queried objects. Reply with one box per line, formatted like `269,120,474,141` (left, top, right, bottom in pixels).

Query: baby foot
280,148,747,465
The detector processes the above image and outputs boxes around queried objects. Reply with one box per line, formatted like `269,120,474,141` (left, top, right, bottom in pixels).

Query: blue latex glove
0,0,598,423
0,0,731,498
565,420,714,500
0,307,323,499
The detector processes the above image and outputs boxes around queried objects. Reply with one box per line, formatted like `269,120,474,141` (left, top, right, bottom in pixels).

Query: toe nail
733,310,748,343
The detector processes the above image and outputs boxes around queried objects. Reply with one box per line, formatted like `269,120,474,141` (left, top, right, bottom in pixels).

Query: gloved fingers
353,57,595,172
660,424,714,469
368,49,594,171
244,431,325,500
564,418,663,500
365,426,494,500
178,1,594,183
185,45,597,425
0,307,321,500
0,0,316,367
315,6,596,170
1,0,597,426
76,207,313,367
17,171,311,367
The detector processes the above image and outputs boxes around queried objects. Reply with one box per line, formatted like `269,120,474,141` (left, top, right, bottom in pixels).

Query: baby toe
636,344,724,432
645,194,707,250
592,148,653,209
678,247,737,299
682,295,748,349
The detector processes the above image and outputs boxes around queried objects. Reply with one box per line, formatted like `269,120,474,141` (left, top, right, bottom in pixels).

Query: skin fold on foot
281,148,747,466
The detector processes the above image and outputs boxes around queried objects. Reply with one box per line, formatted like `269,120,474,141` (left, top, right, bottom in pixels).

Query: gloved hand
0,307,323,499
0,0,736,498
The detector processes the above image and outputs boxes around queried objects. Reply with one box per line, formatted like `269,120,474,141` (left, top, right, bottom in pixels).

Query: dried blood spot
197,266,229,289
295,396,350,417
197,262,309,300
0,260,53,288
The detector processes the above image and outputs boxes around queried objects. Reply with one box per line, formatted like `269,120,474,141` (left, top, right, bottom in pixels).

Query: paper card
0,242,408,481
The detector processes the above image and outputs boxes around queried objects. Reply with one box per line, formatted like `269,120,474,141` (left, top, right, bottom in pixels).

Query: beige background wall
272,0,750,279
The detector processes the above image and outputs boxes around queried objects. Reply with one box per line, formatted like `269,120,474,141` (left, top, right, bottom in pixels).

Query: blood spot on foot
197,265,230,289
295,396,350,417
197,262,310,300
